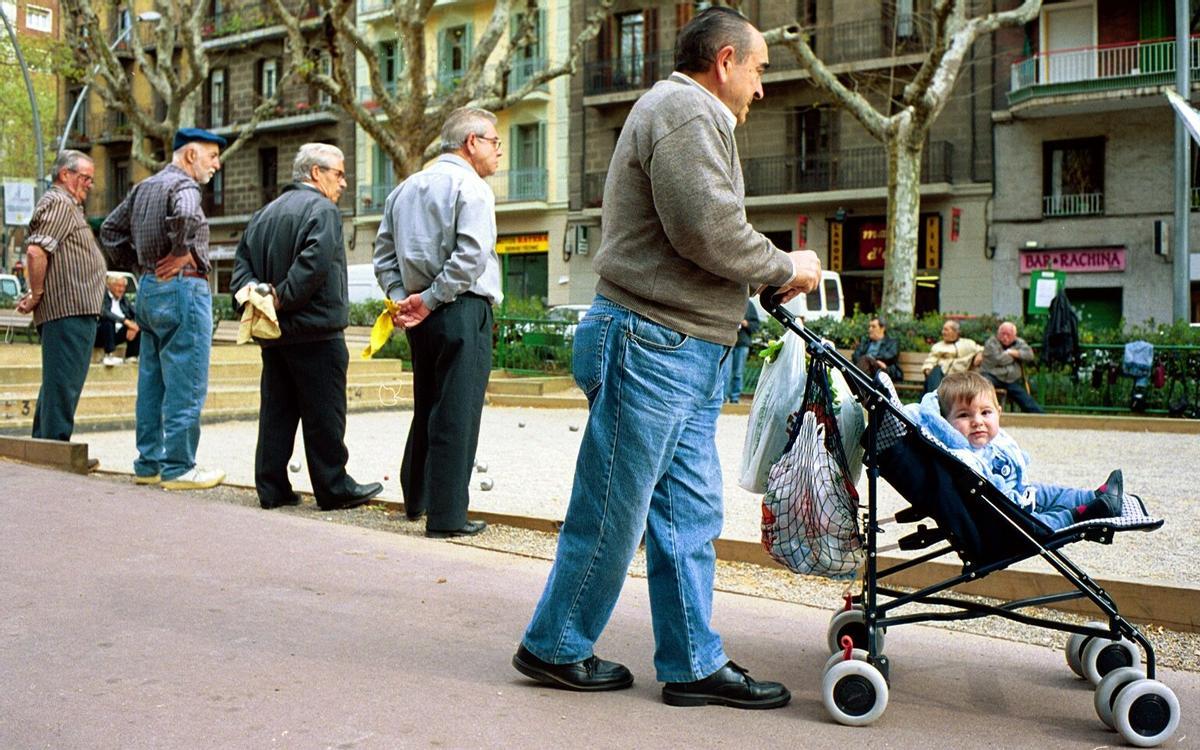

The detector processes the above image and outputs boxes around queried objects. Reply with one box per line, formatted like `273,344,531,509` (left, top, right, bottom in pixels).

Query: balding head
997,322,1017,346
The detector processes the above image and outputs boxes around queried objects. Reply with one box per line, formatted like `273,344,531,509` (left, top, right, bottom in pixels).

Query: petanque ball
480,478,494,491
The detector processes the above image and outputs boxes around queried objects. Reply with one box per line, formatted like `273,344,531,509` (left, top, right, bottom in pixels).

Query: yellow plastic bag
362,298,398,359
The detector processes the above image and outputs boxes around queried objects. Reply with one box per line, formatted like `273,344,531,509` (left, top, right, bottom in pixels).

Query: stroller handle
758,285,785,314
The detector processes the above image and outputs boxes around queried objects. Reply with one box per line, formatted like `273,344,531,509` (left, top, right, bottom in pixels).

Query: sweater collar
670,71,736,129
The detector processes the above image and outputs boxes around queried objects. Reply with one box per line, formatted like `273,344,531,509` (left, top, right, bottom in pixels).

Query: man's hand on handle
776,250,822,304
389,293,432,329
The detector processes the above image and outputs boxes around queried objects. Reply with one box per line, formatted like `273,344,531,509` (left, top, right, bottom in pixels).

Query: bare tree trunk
884,137,924,318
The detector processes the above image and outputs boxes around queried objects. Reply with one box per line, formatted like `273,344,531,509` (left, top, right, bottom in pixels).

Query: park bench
0,310,36,344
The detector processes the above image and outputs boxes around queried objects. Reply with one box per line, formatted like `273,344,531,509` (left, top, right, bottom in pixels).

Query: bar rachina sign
1019,247,1125,274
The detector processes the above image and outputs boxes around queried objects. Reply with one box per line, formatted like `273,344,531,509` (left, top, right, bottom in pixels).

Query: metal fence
1027,344,1200,415
742,141,953,197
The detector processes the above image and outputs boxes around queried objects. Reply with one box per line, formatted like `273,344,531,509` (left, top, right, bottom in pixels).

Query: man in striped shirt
16,150,106,442
100,129,227,491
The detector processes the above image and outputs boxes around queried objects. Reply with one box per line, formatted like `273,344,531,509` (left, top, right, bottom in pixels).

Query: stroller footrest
898,524,947,551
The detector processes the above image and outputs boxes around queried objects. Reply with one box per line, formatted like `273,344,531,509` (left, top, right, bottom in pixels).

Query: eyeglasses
69,169,95,185
318,165,346,181
474,135,502,149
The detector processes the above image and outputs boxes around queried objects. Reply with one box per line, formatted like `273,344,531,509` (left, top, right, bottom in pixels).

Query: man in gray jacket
514,7,820,708
231,143,382,511
978,321,1043,413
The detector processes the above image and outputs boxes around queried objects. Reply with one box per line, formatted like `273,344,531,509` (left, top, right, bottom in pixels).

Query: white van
751,270,844,323
347,263,385,303
0,273,20,301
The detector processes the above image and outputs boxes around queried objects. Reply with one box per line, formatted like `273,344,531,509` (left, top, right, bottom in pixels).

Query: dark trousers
403,295,493,530
923,366,945,394
255,337,356,509
96,319,141,358
32,315,97,441
983,372,1044,414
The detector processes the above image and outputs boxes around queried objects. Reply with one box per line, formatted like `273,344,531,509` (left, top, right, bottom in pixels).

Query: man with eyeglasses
373,106,502,538
100,128,227,491
231,143,382,511
17,149,106,443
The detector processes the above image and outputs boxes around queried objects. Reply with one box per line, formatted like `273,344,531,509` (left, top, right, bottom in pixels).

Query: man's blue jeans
521,296,730,683
133,274,212,480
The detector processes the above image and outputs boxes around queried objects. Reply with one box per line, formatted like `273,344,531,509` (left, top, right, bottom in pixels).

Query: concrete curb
69,461,1194,635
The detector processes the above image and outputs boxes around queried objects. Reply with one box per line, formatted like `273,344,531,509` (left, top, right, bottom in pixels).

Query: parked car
546,303,591,337
0,273,20,303
347,263,384,304
750,270,844,323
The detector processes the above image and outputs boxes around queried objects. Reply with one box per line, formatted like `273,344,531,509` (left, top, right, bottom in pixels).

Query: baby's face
947,394,1000,449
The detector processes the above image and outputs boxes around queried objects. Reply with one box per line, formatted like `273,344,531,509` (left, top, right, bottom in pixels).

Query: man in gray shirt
373,107,502,538
514,8,819,707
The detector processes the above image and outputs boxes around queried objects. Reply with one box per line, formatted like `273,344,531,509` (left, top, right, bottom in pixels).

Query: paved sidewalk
2,461,1196,749
79,405,1200,587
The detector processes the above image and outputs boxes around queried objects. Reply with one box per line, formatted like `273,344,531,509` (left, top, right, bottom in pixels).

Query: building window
260,58,278,100
111,160,131,206
260,147,278,203
510,122,546,200
67,87,88,140
25,4,52,32
317,54,332,105
379,40,398,87
1042,138,1105,217
438,24,472,92
616,12,645,87
509,10,544,90
209,69,226,127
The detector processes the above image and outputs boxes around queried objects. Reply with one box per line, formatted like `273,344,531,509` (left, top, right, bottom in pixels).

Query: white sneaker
102,355,123,367
124,356,138,364
161,466,226,491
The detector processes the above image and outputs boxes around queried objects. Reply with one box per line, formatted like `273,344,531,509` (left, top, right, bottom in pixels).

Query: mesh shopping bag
761,355,863,577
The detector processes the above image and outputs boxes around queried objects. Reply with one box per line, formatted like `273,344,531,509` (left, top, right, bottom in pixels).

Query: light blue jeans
133,274,212,480
1032,483,1094,530
521,296,731,682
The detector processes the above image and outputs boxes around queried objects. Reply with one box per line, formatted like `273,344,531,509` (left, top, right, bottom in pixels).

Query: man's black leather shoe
261,494,302,510
425,519,487,538
512,645,633,691
404,507,426,522
319,482,383,511
662,661,790,709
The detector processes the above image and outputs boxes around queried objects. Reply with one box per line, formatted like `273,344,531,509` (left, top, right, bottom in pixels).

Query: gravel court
81,405,1199,587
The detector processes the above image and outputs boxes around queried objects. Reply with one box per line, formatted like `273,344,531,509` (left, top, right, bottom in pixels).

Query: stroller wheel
823,647,870,675
822,659,889,726
1081,634,1140,685
1112,679,1180,747
826,608,886,654
1094,666,1145,729
1066,621,1106,678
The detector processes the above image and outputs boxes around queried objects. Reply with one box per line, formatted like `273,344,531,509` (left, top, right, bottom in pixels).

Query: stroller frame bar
757,288,1157,680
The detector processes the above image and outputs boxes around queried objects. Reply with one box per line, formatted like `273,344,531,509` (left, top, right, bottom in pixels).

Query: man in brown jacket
515,6,819,709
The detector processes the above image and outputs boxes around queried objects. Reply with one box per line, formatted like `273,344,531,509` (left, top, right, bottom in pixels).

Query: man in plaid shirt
101,129,227,491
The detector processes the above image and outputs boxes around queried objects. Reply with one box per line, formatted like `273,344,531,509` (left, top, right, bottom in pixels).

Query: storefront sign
496,232,549,255
3,181,35,226
858,222,887,269
1019,247,1125,274
795,215,808,249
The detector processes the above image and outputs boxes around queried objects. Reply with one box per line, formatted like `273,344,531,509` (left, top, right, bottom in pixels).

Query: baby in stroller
908,371,1124,531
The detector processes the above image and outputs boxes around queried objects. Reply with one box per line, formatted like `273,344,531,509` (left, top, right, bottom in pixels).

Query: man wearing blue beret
101,127,228,490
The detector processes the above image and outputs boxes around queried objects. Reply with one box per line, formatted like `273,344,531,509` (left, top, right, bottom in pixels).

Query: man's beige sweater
593,73,794,345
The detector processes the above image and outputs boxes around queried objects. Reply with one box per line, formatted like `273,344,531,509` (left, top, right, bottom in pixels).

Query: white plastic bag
739,330,807,492
830,367,866,485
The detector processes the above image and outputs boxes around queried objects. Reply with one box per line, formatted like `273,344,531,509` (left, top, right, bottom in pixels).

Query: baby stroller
757,289,1179,747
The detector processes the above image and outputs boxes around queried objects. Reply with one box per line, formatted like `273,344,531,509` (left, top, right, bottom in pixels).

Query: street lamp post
0,3,45,198
55,9,162,156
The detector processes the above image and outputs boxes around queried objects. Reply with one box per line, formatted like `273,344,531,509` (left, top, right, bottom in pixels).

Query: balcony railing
1042,192,1104,217
487,168,548,202
508,56,548,92
358,184,393,214
201,1,318,38
358,0,390,14
742,141,953,198
1010,36,1200,104
770,14,933,72
584,50,673,96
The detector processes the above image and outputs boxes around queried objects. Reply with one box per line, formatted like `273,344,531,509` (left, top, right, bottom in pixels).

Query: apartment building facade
992,0,1200,326
353,0,572,306
197,0,357,292
563,0,999,316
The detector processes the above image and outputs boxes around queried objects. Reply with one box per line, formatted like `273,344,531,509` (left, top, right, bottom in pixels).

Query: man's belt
181,268,208,281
